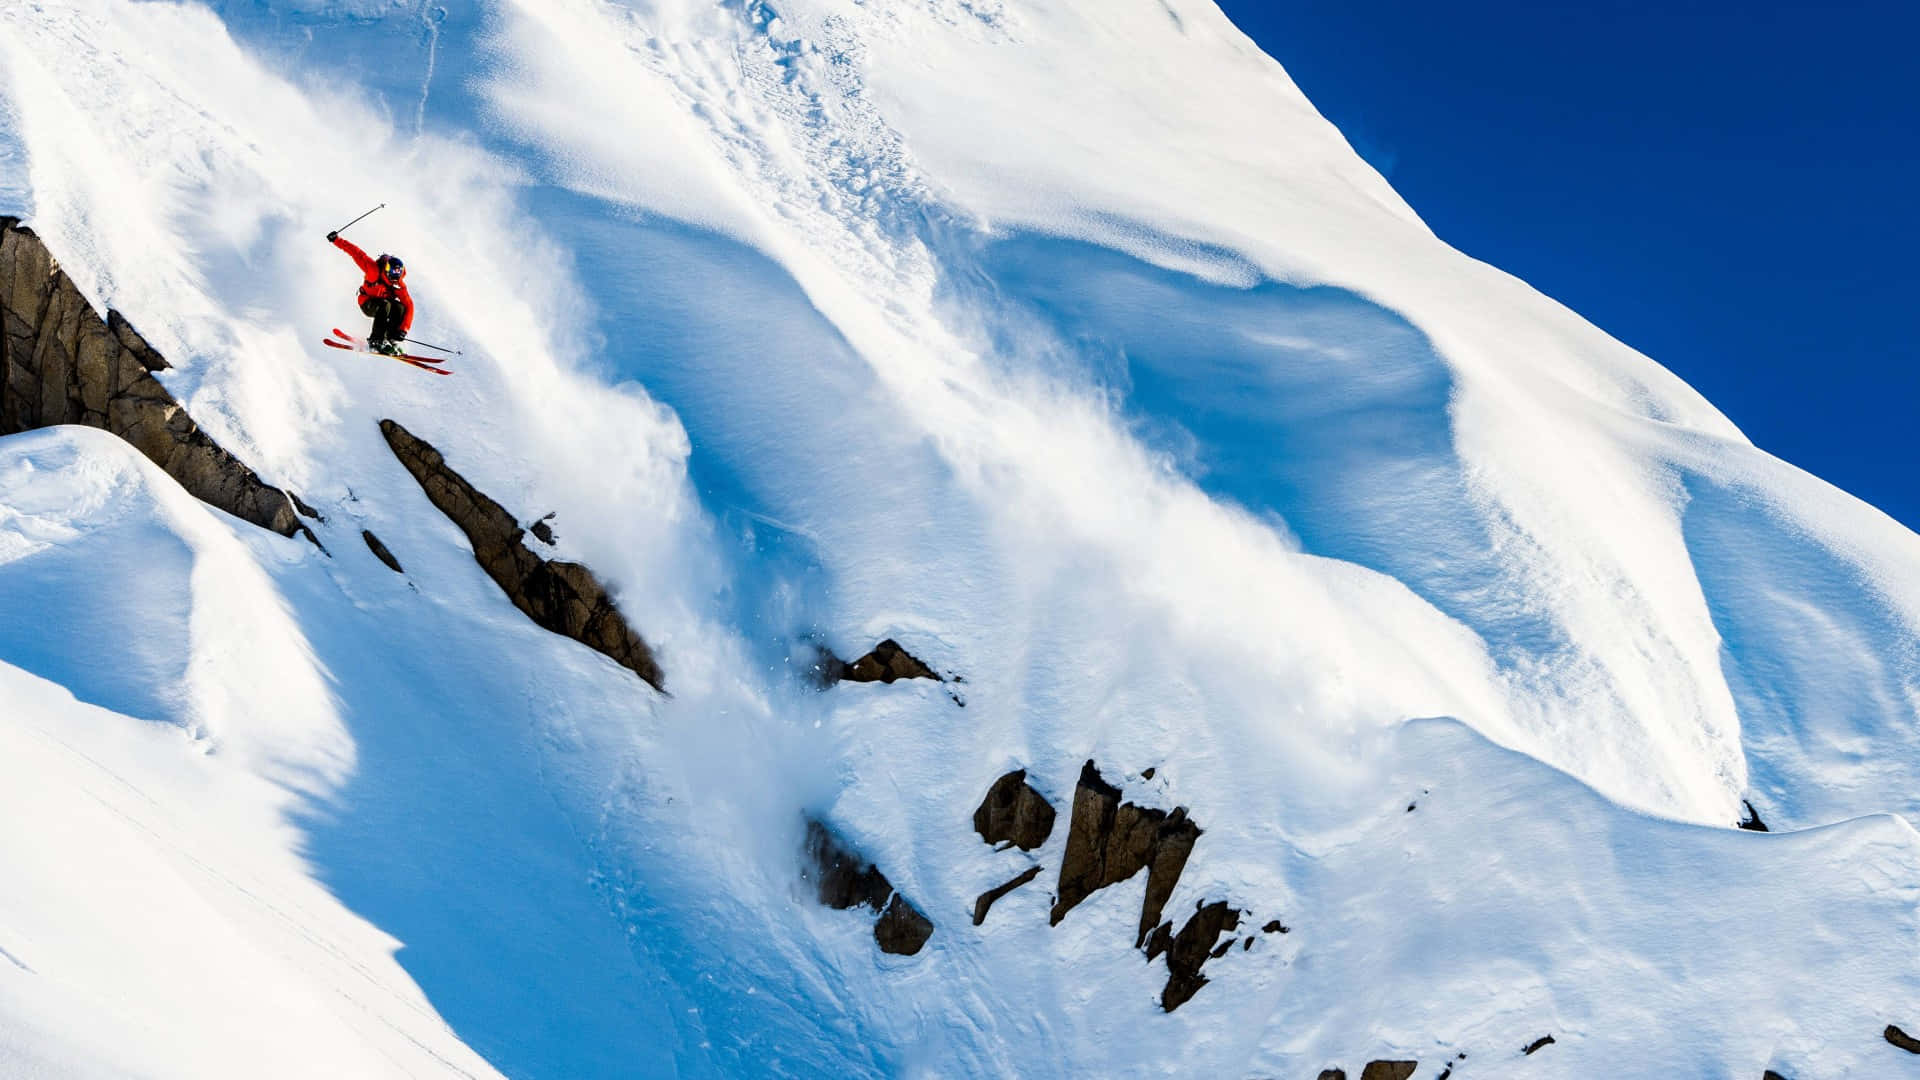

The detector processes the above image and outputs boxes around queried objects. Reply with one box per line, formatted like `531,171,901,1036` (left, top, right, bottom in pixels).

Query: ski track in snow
1,0,1919,1077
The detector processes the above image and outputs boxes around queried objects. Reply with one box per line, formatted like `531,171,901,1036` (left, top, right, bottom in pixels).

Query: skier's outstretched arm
327,232,376,275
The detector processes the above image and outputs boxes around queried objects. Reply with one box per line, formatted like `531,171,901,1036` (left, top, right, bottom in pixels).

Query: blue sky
1215,1,1920,531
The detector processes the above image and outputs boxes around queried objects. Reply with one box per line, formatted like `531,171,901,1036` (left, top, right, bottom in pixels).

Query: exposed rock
1522,1035,1555,1055
1360,1062,1418,1080
843,638,938,683
379,419,663,691
530,513,556,546
1160,900,1240,1011
1738,799,1770,832
802,819,935,957
973,866,1042,926
1888,1024,1920,1054
808,638,942,687
1050,760,1201,947
1262,919,1289,934
1141,767,1155,779
290,493,323,521
1317,1072,1347,1080
874,893,934,956
362,530,404,574
0,218,310,542
974,770,1056,851
1763,1071,1790,1080
803,819,893,912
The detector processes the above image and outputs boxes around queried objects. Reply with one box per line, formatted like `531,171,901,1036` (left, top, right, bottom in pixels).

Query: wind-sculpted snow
4,0,1920,1077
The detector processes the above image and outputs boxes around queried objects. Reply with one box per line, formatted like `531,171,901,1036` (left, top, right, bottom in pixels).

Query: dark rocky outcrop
802,819,935,957
1262,919,1288,934
362,530,404,574
1738,799,1769,832
974,770,1056,851
874,893,934,956
1888,1024,1920,1054
1359,1063,1418,1080
1763,1071,1791,1080
1522,1035,1555,1056
529,513,556,546
0,218,308,540
1050,760,1201,946
1318,1071,1347,1080
973,865,1042,926
817,638,939,684
806,820,895,914
379,419,663,691
1155,900,1240,1010
1045,760,1239,1011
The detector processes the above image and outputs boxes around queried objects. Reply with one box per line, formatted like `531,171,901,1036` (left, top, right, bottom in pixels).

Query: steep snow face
3,0,1920,1077
0,428,496,1079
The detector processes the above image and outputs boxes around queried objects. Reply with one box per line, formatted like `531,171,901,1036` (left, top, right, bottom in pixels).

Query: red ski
325,329,452,375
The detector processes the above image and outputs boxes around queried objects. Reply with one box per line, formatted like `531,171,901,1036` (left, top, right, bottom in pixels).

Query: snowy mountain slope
0,428,500,1079
2,0,1920,1077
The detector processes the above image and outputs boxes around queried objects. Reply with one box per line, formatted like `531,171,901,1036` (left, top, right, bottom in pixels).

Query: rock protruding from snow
1321,1063,1423,1080
378,418,664,691
1887,1024,1920,1054
874,894,935,956
362,530,404,574
802,820,934,956
1050,760,1200,945
973,866,1042,926
0,219,305,540
973,770,1056,851
1146,899,1241,1011
829,639,939,684
1739,799,1770,832
1048,760,1243,1011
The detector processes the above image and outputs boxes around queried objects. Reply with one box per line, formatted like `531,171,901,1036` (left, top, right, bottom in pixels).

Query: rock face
1888,1024,1920,1054
1522,1035,1555,1056
1050,760,1201,945
973,770,1056,851
829,639,938,684
1738,799,1770,832
362,530,404,574
802,819,934,957
0,218,305,539
379,419,663,692
873,894,935,956
1358,1062,1419,1080
1147,899,1241,1010
1045,760,1241,1011
973,866,1042,926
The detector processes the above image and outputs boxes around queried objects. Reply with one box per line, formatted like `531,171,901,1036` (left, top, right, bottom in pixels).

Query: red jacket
333,236,414,336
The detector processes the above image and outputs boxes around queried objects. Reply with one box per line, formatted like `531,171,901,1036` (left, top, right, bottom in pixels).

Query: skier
327,229,411,355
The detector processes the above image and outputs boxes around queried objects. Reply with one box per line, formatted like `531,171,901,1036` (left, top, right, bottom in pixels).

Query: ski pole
331,203,386,236
403,336,463,356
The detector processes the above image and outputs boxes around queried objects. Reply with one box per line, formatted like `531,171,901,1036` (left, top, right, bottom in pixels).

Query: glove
326,231,338,242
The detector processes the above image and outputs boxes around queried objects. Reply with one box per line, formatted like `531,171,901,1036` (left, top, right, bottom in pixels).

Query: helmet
378,254,406,283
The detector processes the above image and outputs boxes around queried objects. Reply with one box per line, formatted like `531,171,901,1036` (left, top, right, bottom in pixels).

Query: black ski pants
360,297,405,344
